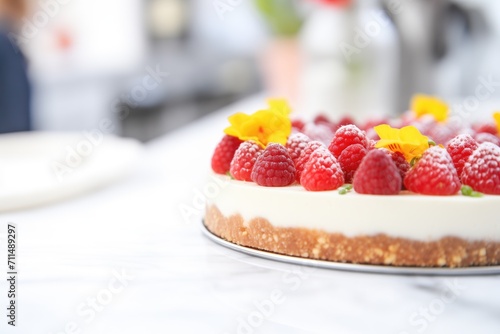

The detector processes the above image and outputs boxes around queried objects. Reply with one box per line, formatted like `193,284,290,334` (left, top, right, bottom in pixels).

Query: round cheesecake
205,174,500,267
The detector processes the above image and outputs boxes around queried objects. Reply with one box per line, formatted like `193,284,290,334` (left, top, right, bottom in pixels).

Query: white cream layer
207,174,500,242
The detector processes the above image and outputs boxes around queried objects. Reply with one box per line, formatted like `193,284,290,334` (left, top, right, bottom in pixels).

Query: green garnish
339,184,353,195
461,185,483,198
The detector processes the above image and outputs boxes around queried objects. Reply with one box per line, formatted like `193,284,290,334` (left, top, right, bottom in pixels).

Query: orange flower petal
411,94,449,122
223,100,292,148
375,124,429,162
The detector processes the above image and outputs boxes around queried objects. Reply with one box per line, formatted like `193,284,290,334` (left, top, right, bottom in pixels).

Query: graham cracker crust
205,205,500,267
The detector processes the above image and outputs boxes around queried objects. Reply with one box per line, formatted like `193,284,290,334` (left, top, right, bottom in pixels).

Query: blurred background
1,0,500,141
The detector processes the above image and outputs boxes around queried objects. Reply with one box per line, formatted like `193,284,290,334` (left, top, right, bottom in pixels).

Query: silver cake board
201,222,500,276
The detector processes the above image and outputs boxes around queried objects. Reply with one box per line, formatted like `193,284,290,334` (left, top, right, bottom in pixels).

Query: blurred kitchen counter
1,95,499,334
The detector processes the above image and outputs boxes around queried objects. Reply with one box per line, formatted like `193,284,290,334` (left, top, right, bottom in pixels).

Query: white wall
23,0,146,131
26,0,146,77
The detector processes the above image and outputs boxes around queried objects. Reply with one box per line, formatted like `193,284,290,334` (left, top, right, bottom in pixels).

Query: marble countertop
1,96,499,334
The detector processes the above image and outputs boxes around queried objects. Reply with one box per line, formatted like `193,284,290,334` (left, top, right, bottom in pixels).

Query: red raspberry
286,133,311,164
366,128,380,141
301,147,344,191
211,135,243,174
473,123,498,135
338,144,367,183
361,118,389,131
292,119,306,132
313,114,333,126
251,143,296,187
461,142,500,195
295,141,324,182
353,150,401,195
379,149,410,185
229,141,262,181
404,147,461,195
303,123,334,145
367,139,377,149
427,122,460,146
446,134,478,178
474,132,500,146
412,115,435,136
336,116,356,130
328,125,368,158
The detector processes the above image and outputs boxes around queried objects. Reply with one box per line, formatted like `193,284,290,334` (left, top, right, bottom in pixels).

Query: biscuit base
205,205,500,268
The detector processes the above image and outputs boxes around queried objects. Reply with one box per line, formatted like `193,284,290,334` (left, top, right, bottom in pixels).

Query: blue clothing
0,29,31,133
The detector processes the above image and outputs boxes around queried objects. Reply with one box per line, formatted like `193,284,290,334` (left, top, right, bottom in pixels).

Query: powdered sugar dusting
301,147,344,191
295,141,326,182
230,141,262,181
404,146,461,195
251,143,296,187
445,134,478,178
303,123,334,145
462,142,500,194
475,133,500,146
286,133,311,163
329,125,369,158
338,144,368,183
448,134,475,146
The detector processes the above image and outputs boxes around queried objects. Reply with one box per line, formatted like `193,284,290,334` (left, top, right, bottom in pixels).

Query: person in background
0,0,31,133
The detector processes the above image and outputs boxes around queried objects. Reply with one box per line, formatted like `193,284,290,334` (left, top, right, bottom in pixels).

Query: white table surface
1,95,499,334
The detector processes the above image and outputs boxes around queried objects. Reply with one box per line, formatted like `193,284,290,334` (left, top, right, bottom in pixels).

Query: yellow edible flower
374,124,430,163
411,94,449,122
224,99,292,148
494,112,500,135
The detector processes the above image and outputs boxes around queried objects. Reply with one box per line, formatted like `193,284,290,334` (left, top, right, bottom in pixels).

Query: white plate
202,223,500,276
0,132,142,212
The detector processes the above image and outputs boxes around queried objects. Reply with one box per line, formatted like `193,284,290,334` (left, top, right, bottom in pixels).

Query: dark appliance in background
384,0,493,112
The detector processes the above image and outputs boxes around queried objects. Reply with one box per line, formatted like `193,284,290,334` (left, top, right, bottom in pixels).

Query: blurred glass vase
255,0,303,103
299,0,398,121
261,38,301,104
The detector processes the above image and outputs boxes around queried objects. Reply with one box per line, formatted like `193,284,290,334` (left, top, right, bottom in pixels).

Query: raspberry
380,148,410,184
328,125,368,158
336,116,356,130
295,141,325,182
361,118,389,131
366,128,380,141
474,132,500,146
352,150,401,195
286,133,311,164
412,115,435,138
404,147,461,195
292,119,306,132
367,139,377,150
303,123,334,145
461,142,500,195
391,152,410,184
338,144,367,183
301,147,344,191
229,141,262,181
251,143,296,187
314,114,333,125
473,123,498,135
446,134,478,178
427,122,460,145
211,135,243,174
